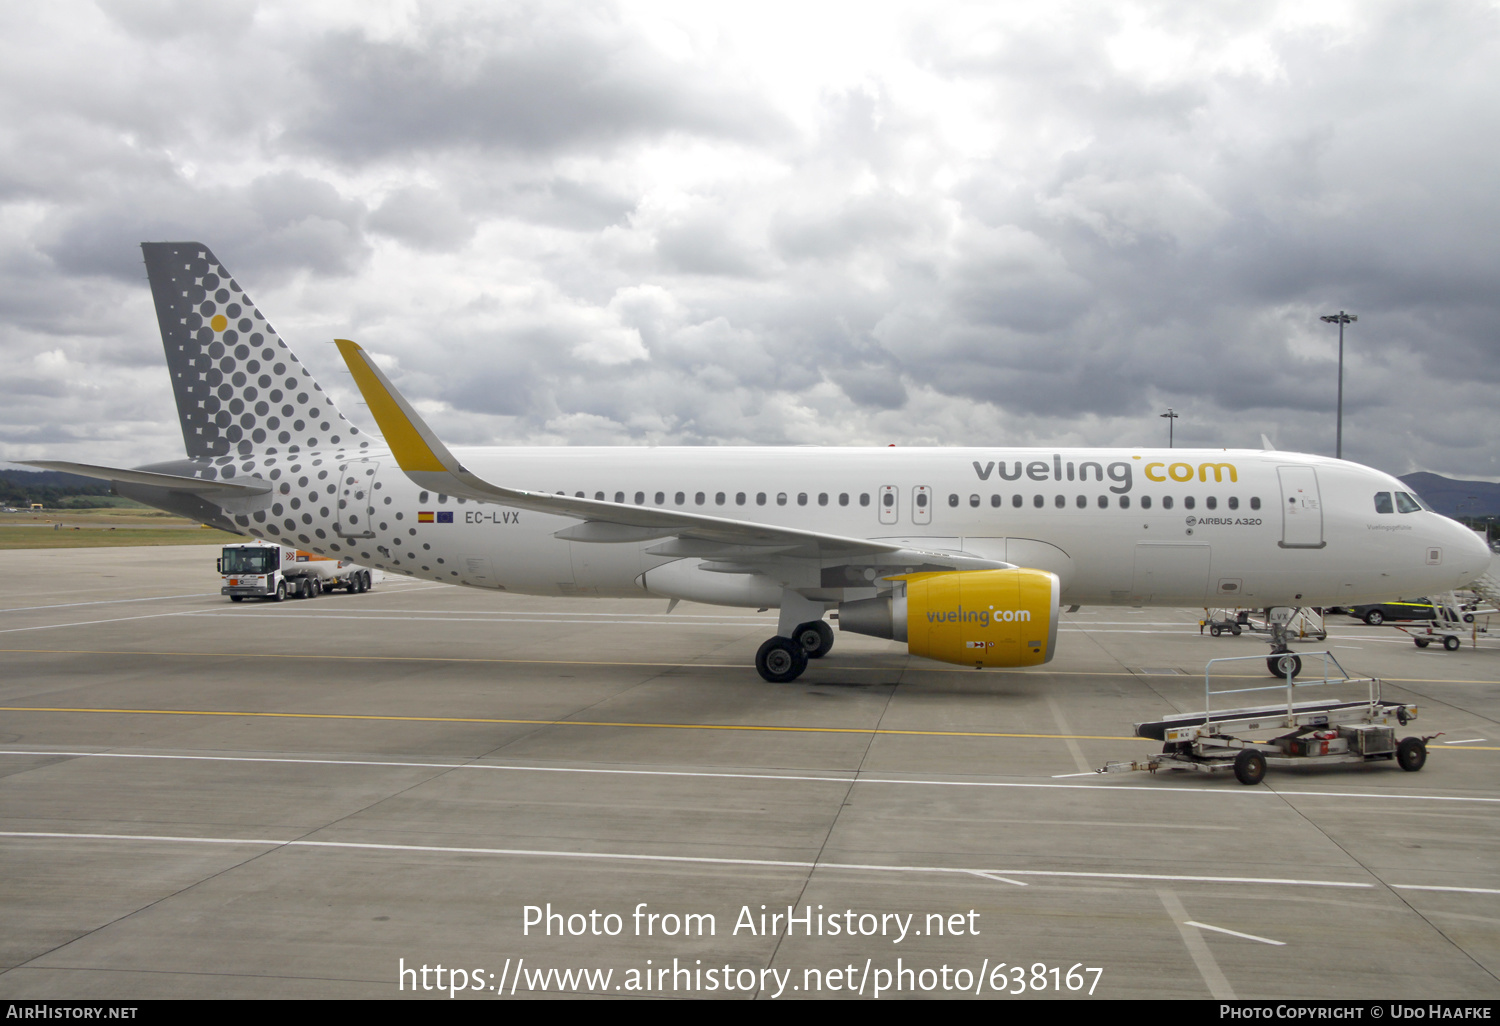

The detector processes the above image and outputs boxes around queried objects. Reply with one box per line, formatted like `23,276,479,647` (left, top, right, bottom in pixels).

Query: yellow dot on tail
211,314,228,332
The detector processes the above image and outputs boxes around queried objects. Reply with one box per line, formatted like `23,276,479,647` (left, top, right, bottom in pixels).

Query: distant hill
1399,472,1500,519
0,468,117,509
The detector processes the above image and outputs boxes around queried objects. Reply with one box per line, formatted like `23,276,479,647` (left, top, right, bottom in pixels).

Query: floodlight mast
1320,311,1357,459
1160,408,1179,448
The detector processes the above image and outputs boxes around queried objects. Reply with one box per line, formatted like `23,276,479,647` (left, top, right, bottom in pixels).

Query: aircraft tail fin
140,242,370,461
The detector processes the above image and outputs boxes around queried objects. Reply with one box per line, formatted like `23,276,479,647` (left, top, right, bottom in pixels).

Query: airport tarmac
1,545,1496,1000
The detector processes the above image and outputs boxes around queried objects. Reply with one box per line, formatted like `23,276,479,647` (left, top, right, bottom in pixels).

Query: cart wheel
1231,625,1242,636
1463,613,1475,623
1234,749,1267,786
1414,638,1430,648
1210,625,1222,637
1443,635,1461,652
1396,737,1427,772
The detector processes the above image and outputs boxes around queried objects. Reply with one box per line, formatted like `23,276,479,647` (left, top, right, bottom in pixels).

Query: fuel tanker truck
218,540,378,601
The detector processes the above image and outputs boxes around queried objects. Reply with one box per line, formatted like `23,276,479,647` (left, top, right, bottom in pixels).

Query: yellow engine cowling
839,568,1061,668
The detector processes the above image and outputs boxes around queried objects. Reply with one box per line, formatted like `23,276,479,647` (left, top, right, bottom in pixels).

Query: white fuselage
224,445,1488,609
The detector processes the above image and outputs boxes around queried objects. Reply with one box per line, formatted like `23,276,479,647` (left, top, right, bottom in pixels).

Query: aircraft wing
17,460,273,497
334,339,1002,568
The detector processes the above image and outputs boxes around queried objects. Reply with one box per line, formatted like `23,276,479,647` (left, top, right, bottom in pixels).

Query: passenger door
1278,466,1325,549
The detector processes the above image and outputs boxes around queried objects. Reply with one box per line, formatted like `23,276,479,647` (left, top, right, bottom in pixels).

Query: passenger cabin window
757,492,767,505
1141,496,1152,510
736,492,746,505
1395,491,1422,514
948,494,959,507
634,491,644,505
991,495,1001,507
1162,496,1174,510
614,491,625,503
655,491,664,504
675,491,685,505
1250,497,1261,510
1119,495,1131,509
594,492,605,500
818,493,828,506
882,492,894,508
1096,495,1107,509
860,493,870,506
839,493,849,506
716,492,726,505
1054,495,1065,508
797,493,808,506
1228,496,1238,510
916,492,928,509
970,494,980,508
1206,497,1217,510
695,492,705,505
1184,496,1195,510
1013,494,1023,508
1033,495,1044,508
1374,492,1394,514
777,493,788,506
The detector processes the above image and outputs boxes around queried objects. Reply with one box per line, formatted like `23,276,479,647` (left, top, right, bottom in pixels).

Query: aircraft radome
23,243,1492,682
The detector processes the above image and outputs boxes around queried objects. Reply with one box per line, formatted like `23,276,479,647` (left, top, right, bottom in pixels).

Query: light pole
1160,408,1179,448
1320,311,1356,459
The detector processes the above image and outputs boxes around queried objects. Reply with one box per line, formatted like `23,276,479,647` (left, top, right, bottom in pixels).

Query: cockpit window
1394,491,1422,514
1374,492,1394,514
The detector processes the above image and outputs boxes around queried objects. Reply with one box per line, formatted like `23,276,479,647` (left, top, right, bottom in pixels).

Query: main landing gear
756,619,835,683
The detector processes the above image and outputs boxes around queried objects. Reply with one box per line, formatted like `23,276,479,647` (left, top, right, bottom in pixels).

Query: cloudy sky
2,0,1498,479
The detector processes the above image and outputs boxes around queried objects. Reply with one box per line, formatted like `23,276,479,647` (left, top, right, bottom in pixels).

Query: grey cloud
291,14,787,162
369,185,476,252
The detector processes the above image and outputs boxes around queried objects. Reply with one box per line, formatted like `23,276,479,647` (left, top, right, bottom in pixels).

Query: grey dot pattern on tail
142,242,370,470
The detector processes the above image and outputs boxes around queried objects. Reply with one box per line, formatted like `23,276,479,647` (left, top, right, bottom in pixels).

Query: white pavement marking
3,750,1497,804
1185,920,1286,946
0,611,198,634
0,593,217,614
0,831,1377,890
1392,885,1500,896
1442,739,1489,744
1047,694,1092,774
1159,889,1236,999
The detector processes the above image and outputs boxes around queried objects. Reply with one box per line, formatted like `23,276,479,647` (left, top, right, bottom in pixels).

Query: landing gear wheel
1267,653,1302,678
1443,635,1461,652
274,581,287,602
1364,610,1385,626
1210,625,1222,637
1233,749,1267,786
1396,737,1427,772
756,637,808,683
794,620,835,658
1414,638,1430,648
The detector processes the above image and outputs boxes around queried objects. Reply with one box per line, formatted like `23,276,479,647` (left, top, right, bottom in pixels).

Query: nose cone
1448,520,1494,588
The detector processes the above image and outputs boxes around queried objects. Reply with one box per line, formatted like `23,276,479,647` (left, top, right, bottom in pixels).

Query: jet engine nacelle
838,568,1061,668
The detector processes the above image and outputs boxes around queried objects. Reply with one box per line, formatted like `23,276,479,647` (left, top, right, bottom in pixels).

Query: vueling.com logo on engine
927,607,1031,627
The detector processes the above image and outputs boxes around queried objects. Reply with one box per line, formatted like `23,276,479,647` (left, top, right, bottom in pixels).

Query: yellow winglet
334,339,449,473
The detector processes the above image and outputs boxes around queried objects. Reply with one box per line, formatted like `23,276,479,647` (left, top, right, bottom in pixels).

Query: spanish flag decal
418,511,435,523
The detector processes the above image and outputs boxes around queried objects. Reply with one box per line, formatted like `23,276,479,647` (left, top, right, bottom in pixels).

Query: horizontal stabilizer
18,460,271,496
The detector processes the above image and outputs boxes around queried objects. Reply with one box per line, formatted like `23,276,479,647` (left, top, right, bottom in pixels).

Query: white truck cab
219,540,378,601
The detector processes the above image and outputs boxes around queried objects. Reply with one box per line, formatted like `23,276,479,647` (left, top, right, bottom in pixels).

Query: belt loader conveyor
1100,652,1438,785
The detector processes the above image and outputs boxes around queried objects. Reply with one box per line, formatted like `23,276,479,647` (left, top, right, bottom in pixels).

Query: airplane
22,242,1493,682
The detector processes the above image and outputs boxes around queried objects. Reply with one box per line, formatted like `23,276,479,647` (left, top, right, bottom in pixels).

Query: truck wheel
274,581,286,602
310,578,321,597
1234,749,1267,785
362,571,372,592
1396,737,1427,772
229,595,244,603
